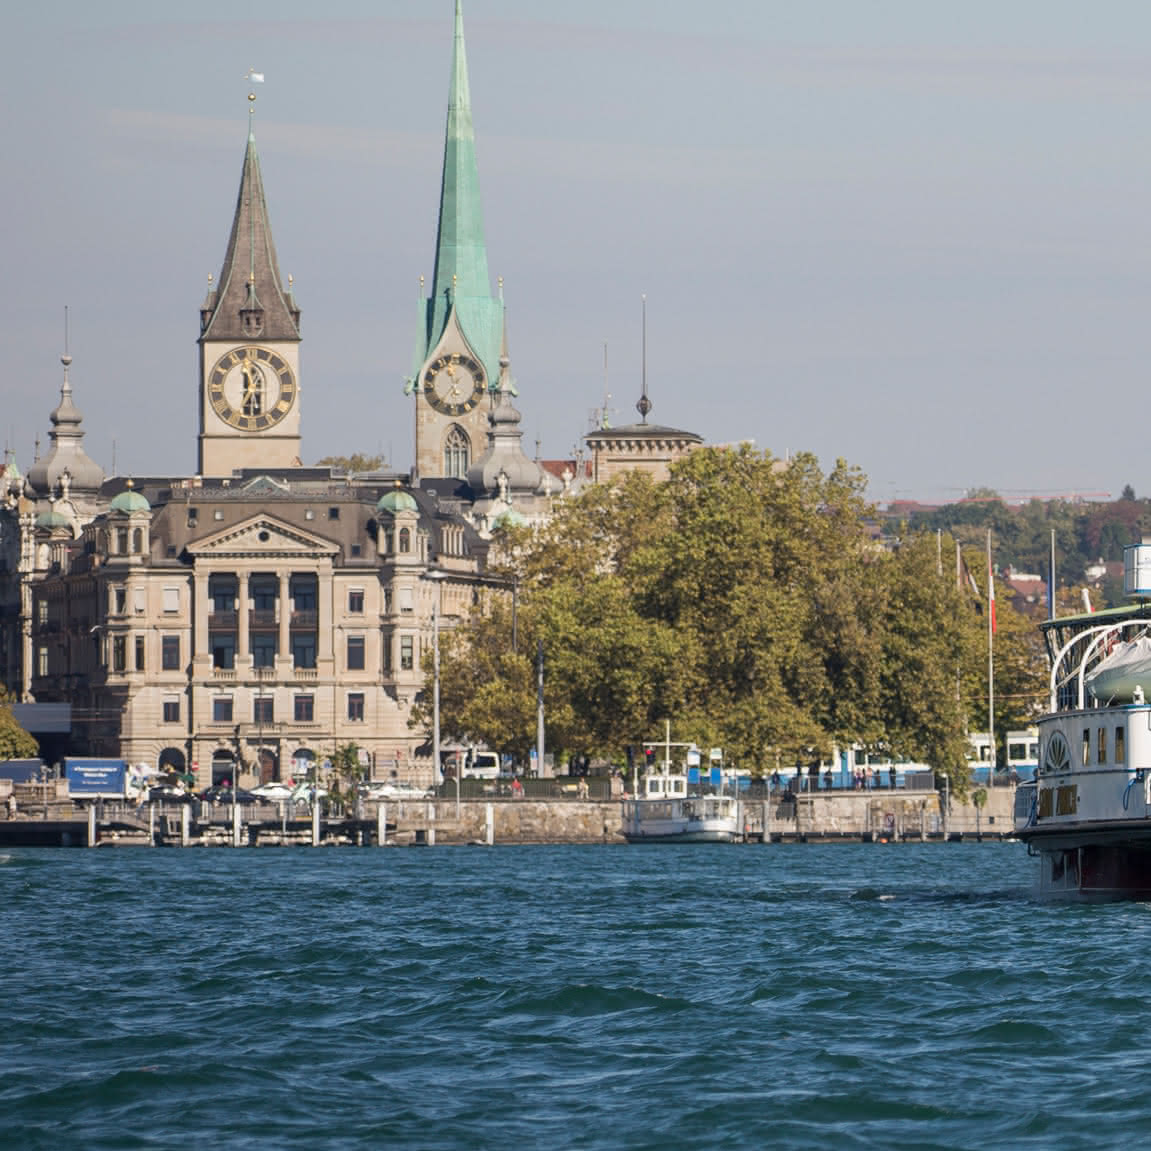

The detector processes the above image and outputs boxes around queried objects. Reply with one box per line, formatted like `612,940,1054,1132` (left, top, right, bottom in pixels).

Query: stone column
278,570,292,663
237,573,250,661
193,571,210,663
318,563,334,663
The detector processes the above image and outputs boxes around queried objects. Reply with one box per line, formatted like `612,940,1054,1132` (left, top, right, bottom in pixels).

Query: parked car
250,782,295,803
360,781,429,801
199,786,260,805
147,785,195,804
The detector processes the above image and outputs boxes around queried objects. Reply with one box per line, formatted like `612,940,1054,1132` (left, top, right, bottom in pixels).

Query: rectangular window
252,634,277,668
291,636,316,670
114,587,126,614
251,580,277,611
36,600,47,625
291,579,316,611
162,635,180,670
213,696,234,723
1082,728,1091,766
212,636,235,670
347,635,365,671
134,635,145,671
400,635,413,671
399,587,414,613
134,587,146,613
294,694,314,723
113,636,127,672
348,589,364,614
38,646,48,677
1098,727,1107,765
162,586,180,613
328,507,340,520
347,692,364,721
253,697,274,725
350,544,362,557
163,697,180,723
1117,728,1126,764
210,577,237,613
382,634,392,673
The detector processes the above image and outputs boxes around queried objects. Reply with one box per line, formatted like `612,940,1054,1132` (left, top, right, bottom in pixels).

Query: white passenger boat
621,771,742,843
1015,541,1151,897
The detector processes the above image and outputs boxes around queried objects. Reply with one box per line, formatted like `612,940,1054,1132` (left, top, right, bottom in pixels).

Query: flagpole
1049,528,1056,620
987,528,995,781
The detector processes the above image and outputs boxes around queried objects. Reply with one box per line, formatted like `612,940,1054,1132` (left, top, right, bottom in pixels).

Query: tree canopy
416,447,1046,792
314,453,386,473
0,687,38,761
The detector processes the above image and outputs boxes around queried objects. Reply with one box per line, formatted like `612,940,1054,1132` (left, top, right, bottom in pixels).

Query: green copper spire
415,0,503,388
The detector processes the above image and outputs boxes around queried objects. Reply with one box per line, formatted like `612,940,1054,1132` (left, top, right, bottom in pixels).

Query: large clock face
423,353,485,416
208,346,297,431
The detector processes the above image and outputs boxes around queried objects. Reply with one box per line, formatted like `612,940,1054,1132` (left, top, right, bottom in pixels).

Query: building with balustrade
0,3,556,788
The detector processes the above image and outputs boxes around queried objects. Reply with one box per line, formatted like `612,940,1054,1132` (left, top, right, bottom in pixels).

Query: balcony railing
249,610,277,630
291,610,318,629
209,610,238,629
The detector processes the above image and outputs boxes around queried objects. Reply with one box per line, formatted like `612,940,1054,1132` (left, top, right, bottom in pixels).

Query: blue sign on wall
65,759,127,797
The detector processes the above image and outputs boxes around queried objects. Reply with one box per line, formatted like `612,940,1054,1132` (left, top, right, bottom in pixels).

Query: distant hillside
882,487,1146,610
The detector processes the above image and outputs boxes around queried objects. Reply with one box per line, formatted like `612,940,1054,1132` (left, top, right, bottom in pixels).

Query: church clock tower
410,0,504,483
198,95,302,477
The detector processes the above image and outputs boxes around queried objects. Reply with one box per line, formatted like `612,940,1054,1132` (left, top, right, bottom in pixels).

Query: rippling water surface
4,841,1151,1148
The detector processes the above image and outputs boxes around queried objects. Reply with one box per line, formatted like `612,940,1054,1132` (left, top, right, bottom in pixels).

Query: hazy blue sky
4,1,1151,504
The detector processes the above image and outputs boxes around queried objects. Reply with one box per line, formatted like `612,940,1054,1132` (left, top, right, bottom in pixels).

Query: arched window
131,528,143,554
399,527,411,553
444,426,470,479
116,528,129,554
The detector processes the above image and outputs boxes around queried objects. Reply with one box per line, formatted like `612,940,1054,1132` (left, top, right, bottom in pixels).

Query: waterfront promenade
0,780,1016,847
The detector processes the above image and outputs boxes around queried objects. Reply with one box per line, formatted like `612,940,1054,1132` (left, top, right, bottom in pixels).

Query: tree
420,448,1045,790
315,453,385,473
0,694,37,761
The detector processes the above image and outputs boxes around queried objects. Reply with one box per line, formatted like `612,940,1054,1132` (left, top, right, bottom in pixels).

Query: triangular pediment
187,513,341,559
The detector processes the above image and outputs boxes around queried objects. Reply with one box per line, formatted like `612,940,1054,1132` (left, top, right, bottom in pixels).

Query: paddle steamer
1015,541,1151,897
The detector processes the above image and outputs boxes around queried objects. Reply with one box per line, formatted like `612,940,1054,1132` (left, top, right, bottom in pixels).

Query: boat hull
1025,837,1151,900
622,826,739,844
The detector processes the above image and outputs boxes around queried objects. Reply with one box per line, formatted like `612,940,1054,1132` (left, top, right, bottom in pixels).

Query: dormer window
241,308,264,338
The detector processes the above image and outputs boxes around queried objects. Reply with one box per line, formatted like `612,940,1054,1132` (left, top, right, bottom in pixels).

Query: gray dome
26,355,105,497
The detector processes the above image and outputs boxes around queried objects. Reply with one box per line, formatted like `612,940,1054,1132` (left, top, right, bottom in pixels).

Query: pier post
485,803,494,846
88,803,97,847
311,799,320,846
762,799,770,844
149,804,156,846
377,801,387,846
232,801,241,848
181,804,190,846
427,801,436,847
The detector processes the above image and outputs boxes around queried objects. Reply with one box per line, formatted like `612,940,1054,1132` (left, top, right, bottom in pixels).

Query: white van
465,751,501,780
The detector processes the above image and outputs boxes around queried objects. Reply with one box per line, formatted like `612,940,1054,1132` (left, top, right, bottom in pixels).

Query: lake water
3,840,1149,1149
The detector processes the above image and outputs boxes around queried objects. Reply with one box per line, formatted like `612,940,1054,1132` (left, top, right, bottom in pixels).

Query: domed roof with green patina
491,506,527,529
35,508,71,531
110,482,150,515
376,486,419,515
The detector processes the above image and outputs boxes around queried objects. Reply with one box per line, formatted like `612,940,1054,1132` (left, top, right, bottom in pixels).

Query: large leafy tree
0,688,37,761
418,447,1045,788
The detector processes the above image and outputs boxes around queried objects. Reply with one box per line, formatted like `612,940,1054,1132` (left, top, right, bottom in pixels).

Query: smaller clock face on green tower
208,346,297,431
423,353,485,416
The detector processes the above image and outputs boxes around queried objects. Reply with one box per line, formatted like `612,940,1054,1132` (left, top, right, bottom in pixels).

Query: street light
424,570,453,817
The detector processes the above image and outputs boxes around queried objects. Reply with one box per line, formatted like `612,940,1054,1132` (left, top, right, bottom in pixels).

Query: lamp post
424,570,452,817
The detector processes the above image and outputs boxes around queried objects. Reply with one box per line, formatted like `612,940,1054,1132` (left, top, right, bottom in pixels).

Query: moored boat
620,771,742,843
1015,541,1151,897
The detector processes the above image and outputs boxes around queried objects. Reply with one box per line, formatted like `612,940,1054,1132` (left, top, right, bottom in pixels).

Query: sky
3,0,1151,506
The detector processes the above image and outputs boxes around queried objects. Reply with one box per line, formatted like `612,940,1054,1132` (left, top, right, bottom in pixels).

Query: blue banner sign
65,759,127,797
